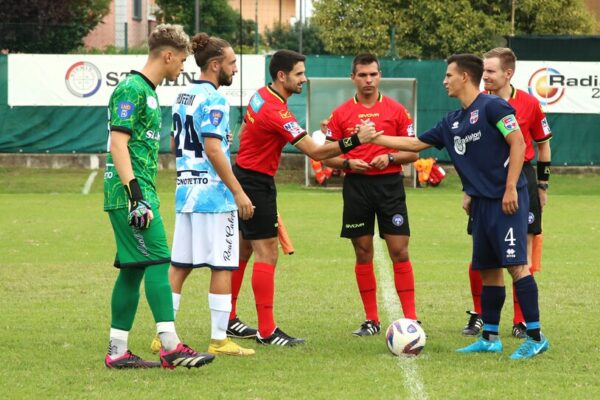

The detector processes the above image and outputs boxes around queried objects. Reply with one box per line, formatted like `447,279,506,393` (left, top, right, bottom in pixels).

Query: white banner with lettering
511,61,600,114
7,54,265,107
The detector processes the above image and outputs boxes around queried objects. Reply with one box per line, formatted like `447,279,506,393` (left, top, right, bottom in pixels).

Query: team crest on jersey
250,93,265,112
283,121,304,137
147,96,158,109
392,214,404,227
279,110,292,119
528,212,535,225
209,109,224,126
470,110,479,124
502,115,518,131
117,101,135,119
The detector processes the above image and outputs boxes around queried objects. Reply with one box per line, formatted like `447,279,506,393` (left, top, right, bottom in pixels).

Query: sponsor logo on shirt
147,96,158,109
249,93,265,112
452,121,459,129
279,110,292,119
502,115,518,131
117,101,135,119
283,121,304,137
358,112,380,119
407,123,415,137
210,109,224,126
470,110,479,124
453,130,482,155
541,118,551,135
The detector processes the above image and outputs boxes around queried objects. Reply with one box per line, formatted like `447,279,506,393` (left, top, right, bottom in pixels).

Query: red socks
355,263,379,323
251,262,276,338
393,261,417,320
229,260,248,320
468,263,483,315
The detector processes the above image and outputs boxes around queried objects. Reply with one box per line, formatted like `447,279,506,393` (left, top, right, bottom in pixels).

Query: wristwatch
537,182,549,191
388,153,395,164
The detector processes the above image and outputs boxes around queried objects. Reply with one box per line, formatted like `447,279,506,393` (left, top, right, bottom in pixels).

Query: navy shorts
233,164,278,240
523,163,542,235
341,173,410,238
470,186,529,270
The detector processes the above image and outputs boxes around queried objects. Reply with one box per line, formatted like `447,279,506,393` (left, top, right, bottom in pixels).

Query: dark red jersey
236,85,307,176
326,93,414,176
488,87,553,162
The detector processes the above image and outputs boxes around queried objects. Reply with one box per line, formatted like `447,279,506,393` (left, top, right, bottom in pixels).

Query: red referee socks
355,263,379,323
393,261,418,320
251,262,276,338
229,260,248,320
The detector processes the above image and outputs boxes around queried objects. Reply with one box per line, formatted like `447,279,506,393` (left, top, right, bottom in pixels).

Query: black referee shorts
233,164,278,240
341,173,410,239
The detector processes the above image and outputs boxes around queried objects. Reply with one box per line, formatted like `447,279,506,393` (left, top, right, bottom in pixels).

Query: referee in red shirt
228,50,380,346
324,53,420,336
461,47,553,339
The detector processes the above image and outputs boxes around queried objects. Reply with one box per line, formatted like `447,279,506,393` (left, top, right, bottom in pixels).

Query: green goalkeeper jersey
104,71,163,211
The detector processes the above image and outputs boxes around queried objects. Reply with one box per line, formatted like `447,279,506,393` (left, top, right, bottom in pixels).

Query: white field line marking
82,171,98,195
374,235,428,400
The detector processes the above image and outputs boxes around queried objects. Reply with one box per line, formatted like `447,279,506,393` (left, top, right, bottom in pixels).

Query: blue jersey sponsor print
172,80,236,213
419,93,526,199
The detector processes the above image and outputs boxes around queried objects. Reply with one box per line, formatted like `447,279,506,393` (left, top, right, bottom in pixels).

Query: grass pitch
1,167,599,399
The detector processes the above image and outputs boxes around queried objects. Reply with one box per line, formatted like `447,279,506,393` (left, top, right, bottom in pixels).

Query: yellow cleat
150,335,162,354
208,338,256,356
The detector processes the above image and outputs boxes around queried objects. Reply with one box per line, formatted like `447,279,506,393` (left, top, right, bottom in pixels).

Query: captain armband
338,134,361,153
537,161,551,181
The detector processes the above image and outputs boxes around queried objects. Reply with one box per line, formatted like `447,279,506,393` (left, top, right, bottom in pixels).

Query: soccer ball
385,318,426,357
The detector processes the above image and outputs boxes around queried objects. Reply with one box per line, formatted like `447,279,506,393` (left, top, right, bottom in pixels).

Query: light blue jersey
172,80,236,213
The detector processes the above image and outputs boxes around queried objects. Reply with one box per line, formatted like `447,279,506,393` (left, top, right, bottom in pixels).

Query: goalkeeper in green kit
103,24,213,369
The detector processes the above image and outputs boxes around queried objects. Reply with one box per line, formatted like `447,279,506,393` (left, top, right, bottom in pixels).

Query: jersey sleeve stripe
290,132,308,146
110,126,133,135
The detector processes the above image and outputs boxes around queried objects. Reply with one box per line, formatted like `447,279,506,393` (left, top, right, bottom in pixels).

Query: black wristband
343,159,350,169
537,161,551,181
338,134,361,154
124,178,144,202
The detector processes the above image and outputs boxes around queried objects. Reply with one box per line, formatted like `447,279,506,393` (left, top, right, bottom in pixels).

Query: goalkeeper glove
124,178,152,229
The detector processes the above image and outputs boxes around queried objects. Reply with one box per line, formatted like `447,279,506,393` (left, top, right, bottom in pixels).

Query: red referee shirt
326,93,415,175
236,85,307,176
488,87,553,162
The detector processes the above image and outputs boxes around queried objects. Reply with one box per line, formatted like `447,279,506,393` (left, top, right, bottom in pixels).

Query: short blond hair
483,47,516,72
148,24,190,54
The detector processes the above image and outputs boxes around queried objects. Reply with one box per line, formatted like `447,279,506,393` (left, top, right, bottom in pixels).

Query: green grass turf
1,168,599,399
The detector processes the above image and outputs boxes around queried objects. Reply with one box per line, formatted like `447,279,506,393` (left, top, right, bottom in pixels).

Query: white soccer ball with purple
386,318,426,356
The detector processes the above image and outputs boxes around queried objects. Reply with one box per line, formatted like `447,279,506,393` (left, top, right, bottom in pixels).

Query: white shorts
171,211,239,270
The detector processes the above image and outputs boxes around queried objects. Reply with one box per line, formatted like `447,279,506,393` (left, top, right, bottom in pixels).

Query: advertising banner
8,54,265,107
512,61,600,114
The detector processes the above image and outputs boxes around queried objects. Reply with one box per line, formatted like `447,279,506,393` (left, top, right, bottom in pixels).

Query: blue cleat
509,334,549,360
456,337,503,353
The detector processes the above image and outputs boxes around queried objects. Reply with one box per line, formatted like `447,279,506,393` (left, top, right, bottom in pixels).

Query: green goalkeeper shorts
107,207,171,268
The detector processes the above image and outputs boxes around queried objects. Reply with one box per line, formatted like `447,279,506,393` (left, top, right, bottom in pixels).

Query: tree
0,0,110,53
312,0,596,59
155,0,259,49
264,22,329,55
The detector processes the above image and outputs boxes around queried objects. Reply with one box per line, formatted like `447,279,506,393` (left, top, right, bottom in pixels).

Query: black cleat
352,320,381,337
256,327,305,346
227,317,258,339
512,322,527,339
160,343,215,369
104,351,161,369
462,311,483,336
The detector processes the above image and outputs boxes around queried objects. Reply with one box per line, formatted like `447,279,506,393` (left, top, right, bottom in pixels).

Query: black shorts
467,164,542,236
341,173,410,238
523,163,542,235
233,164,278,240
